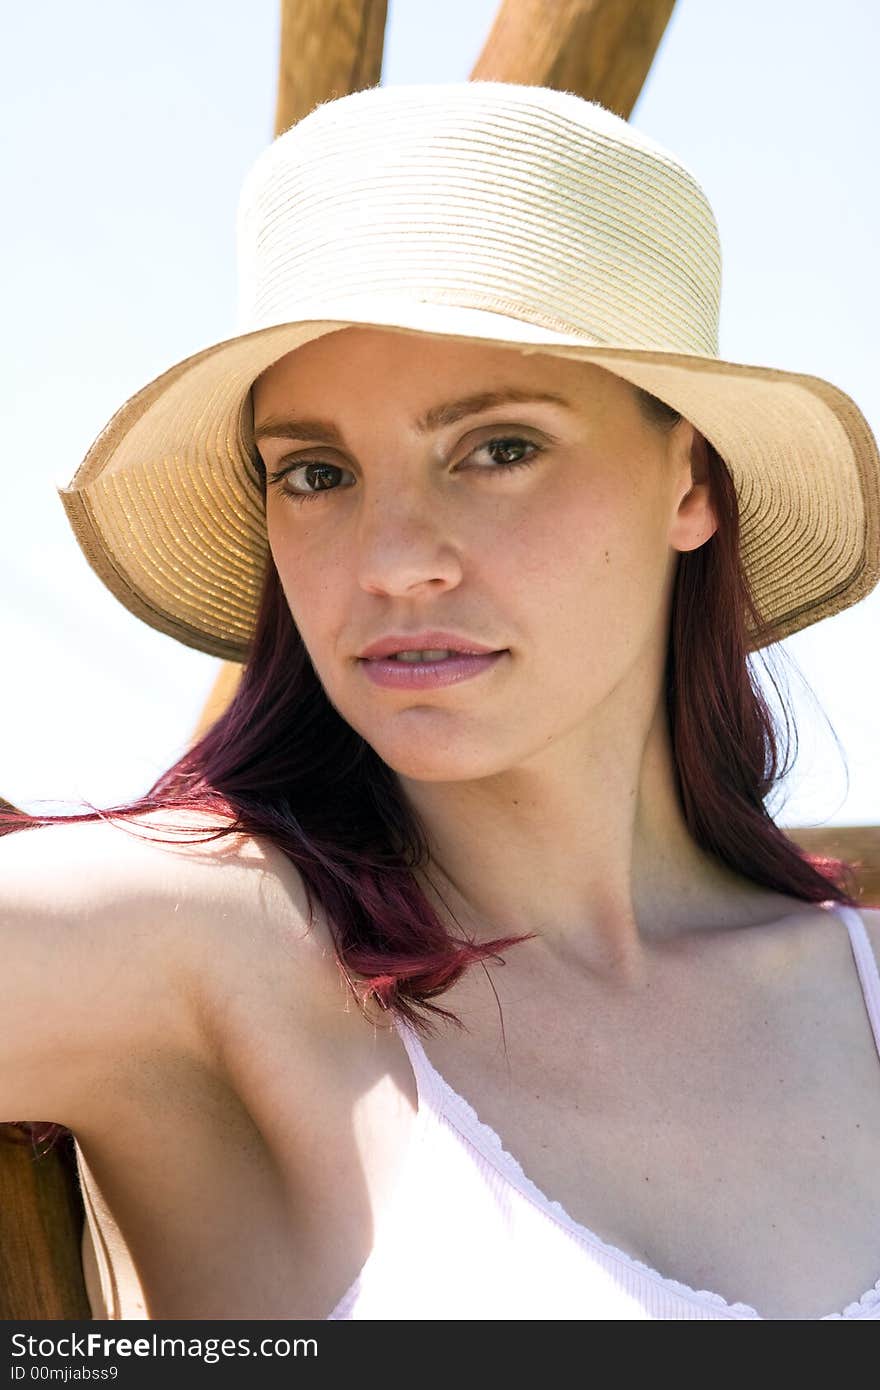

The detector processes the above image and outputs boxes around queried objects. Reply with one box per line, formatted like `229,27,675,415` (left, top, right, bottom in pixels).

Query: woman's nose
352,483,465,597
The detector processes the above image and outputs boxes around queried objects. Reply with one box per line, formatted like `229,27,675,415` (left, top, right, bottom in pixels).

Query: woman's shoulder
0,807,347,1125
81,804,347,1009
770,900,880,1040
2,804,317,949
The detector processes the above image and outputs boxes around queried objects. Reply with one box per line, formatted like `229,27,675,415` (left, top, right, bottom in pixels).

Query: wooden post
0,1132,90,1319
274,0,388,136
787,826,880,907
471,0,677,119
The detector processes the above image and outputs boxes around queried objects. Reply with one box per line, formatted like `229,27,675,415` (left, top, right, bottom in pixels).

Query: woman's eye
473,436,542,470
267,435,542,504
267,459,347,502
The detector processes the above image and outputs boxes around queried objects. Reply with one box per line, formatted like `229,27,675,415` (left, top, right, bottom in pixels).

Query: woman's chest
405,946,880,1320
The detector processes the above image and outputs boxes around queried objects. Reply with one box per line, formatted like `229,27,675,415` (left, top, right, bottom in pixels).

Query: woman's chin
334,695,529,781
377,752,498,783
362,734,512,784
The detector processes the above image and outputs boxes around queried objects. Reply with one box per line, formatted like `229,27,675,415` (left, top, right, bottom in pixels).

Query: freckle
604,550,610,562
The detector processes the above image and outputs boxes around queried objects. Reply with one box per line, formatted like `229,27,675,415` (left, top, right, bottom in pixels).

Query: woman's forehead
254,326,619,403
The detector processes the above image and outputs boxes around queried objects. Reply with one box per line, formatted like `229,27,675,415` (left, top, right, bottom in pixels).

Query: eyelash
266,436,544,505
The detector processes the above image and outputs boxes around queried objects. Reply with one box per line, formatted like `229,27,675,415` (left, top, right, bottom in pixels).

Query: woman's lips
358,650,508,689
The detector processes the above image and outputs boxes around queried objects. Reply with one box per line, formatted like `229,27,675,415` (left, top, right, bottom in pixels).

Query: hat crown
235,81,722,354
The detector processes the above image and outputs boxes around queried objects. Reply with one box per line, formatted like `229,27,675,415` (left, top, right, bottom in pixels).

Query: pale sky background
1,0,877,827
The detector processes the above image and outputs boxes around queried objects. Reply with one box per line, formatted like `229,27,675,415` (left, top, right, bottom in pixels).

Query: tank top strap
825,901,880,1063
391,1011,445,1112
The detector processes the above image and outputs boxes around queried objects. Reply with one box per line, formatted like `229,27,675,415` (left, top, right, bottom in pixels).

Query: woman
2,81,879,1321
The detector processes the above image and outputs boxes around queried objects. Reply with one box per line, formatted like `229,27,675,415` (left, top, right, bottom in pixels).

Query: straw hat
58,81,880,661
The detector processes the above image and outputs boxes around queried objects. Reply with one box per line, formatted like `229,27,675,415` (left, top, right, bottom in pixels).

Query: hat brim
59,303,880,660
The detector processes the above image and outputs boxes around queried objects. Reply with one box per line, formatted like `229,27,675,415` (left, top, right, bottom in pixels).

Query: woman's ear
670,424,718,554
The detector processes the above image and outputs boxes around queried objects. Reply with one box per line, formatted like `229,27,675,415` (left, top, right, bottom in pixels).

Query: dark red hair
2,386,864,1149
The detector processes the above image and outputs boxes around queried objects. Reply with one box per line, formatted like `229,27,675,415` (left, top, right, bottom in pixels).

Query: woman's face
253,326,711,781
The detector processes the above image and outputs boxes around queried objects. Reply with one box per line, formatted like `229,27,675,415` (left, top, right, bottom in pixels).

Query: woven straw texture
58,82,880,660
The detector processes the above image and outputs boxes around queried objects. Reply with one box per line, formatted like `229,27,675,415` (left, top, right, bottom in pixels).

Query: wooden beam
0,1132,90,1318
274,0,388,136
471,0,677,118
786,825,880,907
191,660,245,744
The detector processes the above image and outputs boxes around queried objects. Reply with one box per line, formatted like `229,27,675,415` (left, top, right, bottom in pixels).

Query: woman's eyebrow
417,388,574,433
253,388,574,445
